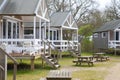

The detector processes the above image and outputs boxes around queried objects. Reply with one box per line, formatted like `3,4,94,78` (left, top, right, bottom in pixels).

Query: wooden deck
10,53,41,70
46,70,72,80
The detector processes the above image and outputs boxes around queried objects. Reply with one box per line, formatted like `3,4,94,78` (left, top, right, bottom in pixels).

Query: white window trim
102,32,106,38
93,33,98,38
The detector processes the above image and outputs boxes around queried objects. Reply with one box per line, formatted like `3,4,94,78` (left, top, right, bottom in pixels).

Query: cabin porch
0,15,50,55
108,29,120,48
49,27,78,51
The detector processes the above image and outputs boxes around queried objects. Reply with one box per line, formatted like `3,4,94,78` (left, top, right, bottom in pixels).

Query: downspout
0,0,8,11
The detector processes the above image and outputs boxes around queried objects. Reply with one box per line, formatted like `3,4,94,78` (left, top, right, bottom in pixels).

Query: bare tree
104,0,120,21
46,0,97,25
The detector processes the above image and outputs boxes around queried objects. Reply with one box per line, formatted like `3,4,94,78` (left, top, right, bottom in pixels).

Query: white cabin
0,0,78,54
50,12,78,51
0,0,50,54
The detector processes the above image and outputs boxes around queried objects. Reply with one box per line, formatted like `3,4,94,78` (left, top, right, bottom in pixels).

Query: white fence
51,40,78,51
0,39,42,54
0,39,78,53
108,40,120,48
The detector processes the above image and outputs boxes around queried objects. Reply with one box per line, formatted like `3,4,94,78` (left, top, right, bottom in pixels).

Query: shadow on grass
7,62,54,70
72,64,95,67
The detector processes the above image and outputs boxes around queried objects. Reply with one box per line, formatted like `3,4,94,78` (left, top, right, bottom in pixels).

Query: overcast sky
96,0,111,10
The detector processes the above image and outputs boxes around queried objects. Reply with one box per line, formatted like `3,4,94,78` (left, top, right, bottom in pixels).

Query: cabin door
50,30,58,40
116,31,120,40
7,20,17,39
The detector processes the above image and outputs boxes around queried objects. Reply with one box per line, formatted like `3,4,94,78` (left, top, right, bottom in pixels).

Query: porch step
41,54,60,69
69,50,80,57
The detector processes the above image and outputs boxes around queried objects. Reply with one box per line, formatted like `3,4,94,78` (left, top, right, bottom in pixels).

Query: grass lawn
7,52,120,80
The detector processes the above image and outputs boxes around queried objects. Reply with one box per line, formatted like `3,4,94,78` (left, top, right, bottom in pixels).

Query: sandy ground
60,61,120,80
104,63,120,80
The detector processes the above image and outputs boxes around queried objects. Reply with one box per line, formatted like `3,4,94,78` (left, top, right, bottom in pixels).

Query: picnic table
46,70,72,80
93,53,109,62
73,56,95,66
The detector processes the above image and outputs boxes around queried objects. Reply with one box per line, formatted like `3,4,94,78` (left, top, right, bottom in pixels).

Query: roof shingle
0,0,39,15
50,12,69,27
95,19,120,32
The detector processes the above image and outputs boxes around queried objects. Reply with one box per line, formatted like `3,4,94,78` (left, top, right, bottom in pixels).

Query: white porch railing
0,39,78,53
0,39,43,55
108,40,120,48
51,40,78,51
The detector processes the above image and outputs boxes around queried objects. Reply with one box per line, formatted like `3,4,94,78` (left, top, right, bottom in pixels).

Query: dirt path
60,59,120,80
104,63,120,80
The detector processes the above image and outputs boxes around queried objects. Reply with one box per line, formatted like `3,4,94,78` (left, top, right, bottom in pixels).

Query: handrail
42,39,61,60
0,48,18,80
0,48,18,64
68,41,77,50
0,65,4,71
46,39,61,52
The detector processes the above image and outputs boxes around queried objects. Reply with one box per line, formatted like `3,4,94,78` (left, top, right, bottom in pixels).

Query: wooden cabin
93,19,120,50
0,0,79,70
0,0,50,55
50,12,78,51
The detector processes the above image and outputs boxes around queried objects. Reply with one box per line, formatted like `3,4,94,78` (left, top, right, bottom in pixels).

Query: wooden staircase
0,48,18,80
41,54,60,68
69,49,81,57
68,42,81,57
41,40,60,69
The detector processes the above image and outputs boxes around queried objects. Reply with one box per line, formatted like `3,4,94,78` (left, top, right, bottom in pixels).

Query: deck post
48,22,50,40
39,18,41,53
77,28,78,49
13,63,17,80
60,27,63,51
42,59,44,68
33,16,36,40
31,57,35,70
45,21,46,39
114,30,117,55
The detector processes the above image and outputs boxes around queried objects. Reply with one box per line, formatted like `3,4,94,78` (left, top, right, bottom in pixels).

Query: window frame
93,33,99,38
102,32,106,38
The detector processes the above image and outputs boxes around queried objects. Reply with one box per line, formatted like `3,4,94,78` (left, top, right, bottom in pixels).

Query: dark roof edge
0,14,36,16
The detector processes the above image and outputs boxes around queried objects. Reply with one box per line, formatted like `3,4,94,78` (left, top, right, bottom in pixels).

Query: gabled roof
0,0,4,6
50,12,69,27
95,19,120,32
0,0,39,15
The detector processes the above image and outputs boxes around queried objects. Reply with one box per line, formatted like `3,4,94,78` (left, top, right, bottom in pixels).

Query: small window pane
102,32,106,38
93,33,98,38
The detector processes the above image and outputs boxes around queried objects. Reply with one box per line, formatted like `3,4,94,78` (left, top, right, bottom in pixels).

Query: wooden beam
13,64,17,80
31,58,35,70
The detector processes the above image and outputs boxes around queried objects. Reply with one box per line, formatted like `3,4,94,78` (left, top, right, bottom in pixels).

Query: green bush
81,37,93,52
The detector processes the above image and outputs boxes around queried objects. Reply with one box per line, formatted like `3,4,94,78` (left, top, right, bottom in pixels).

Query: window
3,19,6,38
24,28,33,34
24,28,33,39
102,32,106,38
2,19,19,39
93,33,98,38
116,31,119,40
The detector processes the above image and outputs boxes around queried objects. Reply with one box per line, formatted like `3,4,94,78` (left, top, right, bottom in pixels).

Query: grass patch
8,69,49,80
7,52,120,80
